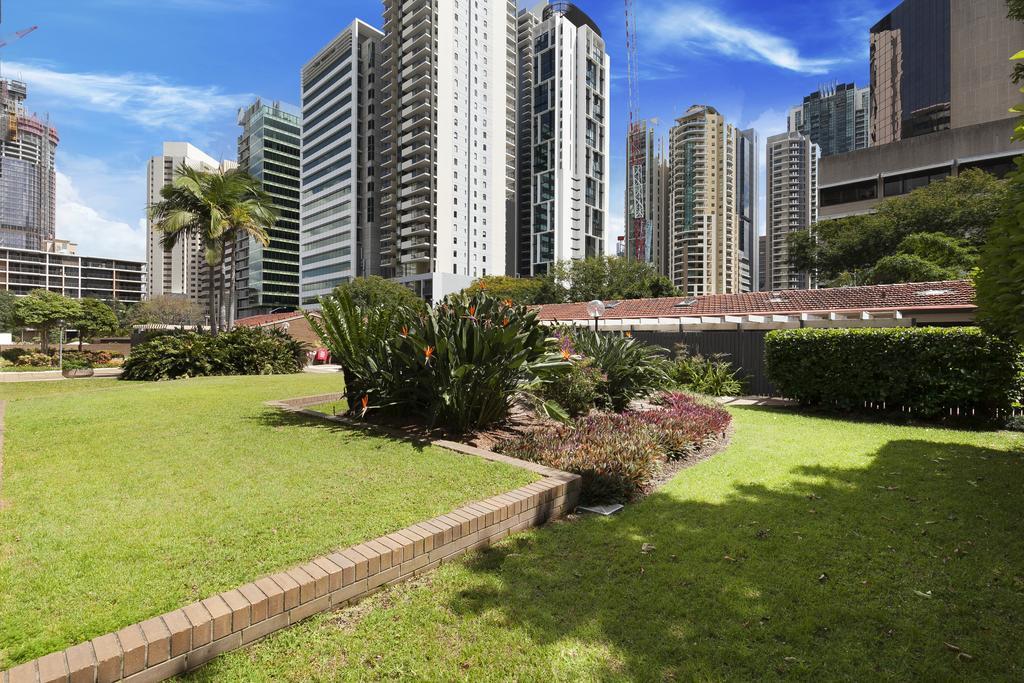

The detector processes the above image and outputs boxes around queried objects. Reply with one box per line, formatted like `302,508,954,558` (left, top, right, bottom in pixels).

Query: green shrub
498,413,663,504
669,345,744,396
61,353,93,371
765,327,1022,419
0,357,11,368
1,348,29,363
121,327,306,381
539,357,604,417
567,330,670,411
15,352,53,367
311,291,567,432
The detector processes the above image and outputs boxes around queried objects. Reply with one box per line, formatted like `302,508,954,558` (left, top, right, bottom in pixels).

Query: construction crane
623,0,651,263
0,24,37,49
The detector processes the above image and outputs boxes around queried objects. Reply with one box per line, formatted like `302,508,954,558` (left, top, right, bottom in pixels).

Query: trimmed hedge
765,327,1021,419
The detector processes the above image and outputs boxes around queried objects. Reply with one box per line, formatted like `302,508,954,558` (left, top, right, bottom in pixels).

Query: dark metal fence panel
631,329,777,396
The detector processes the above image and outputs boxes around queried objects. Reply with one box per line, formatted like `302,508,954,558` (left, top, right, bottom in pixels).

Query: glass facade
235,99,302,317
790,83,870,157
870,0,951,144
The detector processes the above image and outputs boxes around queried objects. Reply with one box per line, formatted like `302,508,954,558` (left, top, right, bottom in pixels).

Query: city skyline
1,0,888,261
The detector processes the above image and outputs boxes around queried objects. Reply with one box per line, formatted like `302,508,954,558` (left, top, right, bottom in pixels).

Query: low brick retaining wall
1,394,580,683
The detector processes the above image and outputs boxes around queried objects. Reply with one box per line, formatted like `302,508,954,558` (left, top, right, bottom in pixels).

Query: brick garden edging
1,394,580,683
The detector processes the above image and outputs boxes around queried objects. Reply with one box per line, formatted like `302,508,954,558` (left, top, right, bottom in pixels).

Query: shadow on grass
253,407,433,453
450,437,1024,680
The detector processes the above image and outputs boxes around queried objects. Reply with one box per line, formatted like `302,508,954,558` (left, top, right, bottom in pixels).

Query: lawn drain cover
577,504,624,516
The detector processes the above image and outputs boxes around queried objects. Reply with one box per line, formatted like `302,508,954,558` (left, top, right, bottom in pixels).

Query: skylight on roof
673,297,698,308
916,289,952,296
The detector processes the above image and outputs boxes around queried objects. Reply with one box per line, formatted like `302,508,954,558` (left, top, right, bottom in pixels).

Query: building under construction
0,79,58,251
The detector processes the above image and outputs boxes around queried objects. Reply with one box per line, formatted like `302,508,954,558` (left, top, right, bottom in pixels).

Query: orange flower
503,299,514,307
360,395,369,417
478,281,488,290
469,306,476,316
424,345,434,360
625,331,632,338
561,348,572,361
502,317,510,327
401,325,409,337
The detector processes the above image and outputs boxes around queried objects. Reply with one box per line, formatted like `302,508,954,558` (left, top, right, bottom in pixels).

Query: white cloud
744,108,789,139
56,170,146,261
3,60,252,133
642,5,841,75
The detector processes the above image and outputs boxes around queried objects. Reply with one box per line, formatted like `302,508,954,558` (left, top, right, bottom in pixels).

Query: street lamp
585,299,605,333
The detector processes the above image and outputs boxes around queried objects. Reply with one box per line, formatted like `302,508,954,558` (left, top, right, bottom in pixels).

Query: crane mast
624,0,650,262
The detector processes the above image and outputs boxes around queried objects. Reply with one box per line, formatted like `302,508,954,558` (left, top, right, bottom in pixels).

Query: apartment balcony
400,98,431,119
400,126,430,146
403,252,431,265
398,181,430,199
401,57,432,82
401,44,430,69
402,71,431,95
403,28,432,53
400,155,430,173
400,113,430,133
400,3,432,33
400,85,430,109
399,195,430,211
400,236,431,251
400,167,430,185
404,140,430,157
397,219,430,235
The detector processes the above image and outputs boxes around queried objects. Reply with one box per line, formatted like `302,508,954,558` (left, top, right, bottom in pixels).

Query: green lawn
0,375,536,668
189,407,1024,682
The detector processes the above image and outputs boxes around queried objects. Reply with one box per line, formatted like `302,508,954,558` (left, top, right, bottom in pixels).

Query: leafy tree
792,170,1007,285
73,298,120,350
866,254,955,285
463,275,545,305
549,257,678,303
13,290,81,353
893,232,976,274
149,165,276,334
0,290,16,332
974,3,1024,340
976,158,1024,342
128,295,207,327
331,275,426,313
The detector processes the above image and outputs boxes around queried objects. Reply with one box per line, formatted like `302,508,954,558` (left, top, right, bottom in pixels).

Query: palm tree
149,165,277,333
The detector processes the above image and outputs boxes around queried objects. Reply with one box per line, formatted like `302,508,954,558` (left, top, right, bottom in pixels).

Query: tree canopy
73,298,120,349
13,290,81,353
791,169,1006,286
128,295,206,327
0,290,15,333
331,276,426,312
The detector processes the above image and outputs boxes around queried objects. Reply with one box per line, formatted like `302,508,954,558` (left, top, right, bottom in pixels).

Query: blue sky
3,0,894,260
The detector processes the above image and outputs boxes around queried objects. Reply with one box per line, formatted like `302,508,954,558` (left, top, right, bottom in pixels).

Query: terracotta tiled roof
535,280,976,321
235,311,320,327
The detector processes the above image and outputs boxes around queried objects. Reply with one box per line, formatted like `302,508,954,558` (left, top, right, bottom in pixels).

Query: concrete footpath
0,367,123,383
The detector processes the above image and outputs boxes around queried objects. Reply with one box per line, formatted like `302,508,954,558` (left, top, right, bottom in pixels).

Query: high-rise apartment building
0,80,58,251
766,131,819,291
299,20,384,306
623,121,671,277
514,1,609,276
374,0,518,301
668,105,757,296
146,142,236,301
235,99,302,317
821,0,1023,219
788,83,869,157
